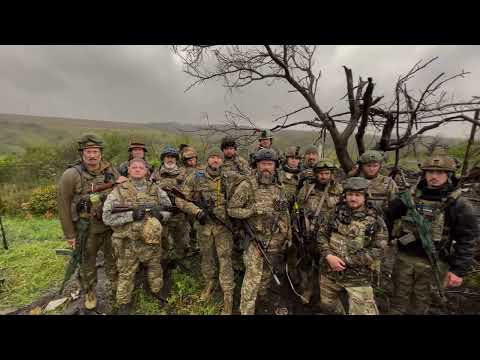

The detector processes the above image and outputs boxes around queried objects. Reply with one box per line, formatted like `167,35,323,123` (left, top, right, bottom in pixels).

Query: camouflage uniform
118,137,154,177
248,129,281,168
102,178,172,306
222,155,251,175
316,177,388,315
57,134,119,308
151,162,190,259
175,149,235,313
296,161,343,303
297,145,320,190
385,153,479,314
227,149,292,315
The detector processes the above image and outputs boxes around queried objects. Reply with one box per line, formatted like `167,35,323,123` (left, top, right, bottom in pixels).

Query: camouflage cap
255,148,278,164
358,150,385,164
304,145,319,155
258,129,273,140
314,158,338,171
181,146,198,160
420,151,457,172
206,147,224,160
284,146,302,159
220,136,237,150
128,136,147,152
78,133,104,151
160,146,179,161
343,177,370,192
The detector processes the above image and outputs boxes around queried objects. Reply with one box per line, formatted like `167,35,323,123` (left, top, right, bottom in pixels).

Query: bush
27,184,58,216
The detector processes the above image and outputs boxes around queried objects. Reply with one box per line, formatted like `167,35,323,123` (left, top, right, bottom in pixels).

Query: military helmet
128,136,147,152
220,136,237,150
343,177,370,192
358,150,385,164
78,133,104,151
419,153,457,172
284,146,302,159
254,148,279,166
313,158,338,171
258,129,273,141
181,146,198,161
206,147,224,160
160,146,179,161
304,145,319,156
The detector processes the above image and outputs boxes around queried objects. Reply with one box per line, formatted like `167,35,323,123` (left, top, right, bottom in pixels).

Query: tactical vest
111,180,161,242
222,156,247,174
366,174,394,207
325,205,381,280
193,169,229,221
302,182,342,230
71,162,115,222
247,176,290,251
393,187,463,247
278,169,300,203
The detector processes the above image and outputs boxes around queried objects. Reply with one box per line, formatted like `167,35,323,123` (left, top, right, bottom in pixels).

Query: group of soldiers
57,130,479,315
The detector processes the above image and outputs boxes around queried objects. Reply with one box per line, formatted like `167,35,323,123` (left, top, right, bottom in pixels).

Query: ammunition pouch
397,232,417,246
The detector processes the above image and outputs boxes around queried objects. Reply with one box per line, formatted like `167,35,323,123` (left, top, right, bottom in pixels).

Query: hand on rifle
116,176,128,184
326,254,346,272
66,238,76,249
444,271,463,288
132,207,147,221
196,210,208,225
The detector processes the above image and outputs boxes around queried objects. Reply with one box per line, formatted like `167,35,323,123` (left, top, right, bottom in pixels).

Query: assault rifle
111,204,179,215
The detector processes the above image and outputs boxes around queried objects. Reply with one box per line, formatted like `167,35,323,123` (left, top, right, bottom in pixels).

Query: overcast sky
0,45,478,139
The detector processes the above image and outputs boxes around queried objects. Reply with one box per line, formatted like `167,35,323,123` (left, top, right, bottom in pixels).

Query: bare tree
173,46,480,171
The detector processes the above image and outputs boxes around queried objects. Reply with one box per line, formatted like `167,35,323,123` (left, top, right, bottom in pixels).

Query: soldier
220,136,250,175
151,146,191,259
248,129,281,168
278,146,303,206
295,159,343,304
118,137,154,178
351,150,398,210
297,145,319,190
57,133,120,310
175,148,235,315
316,177,388,315
385,152,479,314
227,148,292,315
180,145,201,174
102,158,173,314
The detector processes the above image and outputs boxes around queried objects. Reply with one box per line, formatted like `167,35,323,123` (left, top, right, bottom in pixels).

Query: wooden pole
462,110,480,176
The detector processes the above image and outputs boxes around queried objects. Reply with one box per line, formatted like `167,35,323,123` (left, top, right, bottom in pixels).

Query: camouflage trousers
196,222,234,295
389,251,447,315
319,274,379,315
78,222,117,293
164,213,191,260
240,242,285,315
112,236,163,305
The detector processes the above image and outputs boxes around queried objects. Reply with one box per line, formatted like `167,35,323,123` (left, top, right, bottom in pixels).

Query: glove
132,207,146,221
197,210,208,225
150,209,163,221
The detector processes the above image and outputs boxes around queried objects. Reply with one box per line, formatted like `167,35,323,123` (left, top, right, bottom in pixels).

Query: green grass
1,216,63,244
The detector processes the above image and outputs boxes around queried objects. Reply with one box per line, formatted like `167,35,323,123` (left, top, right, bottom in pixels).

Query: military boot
200,280,216,301
116,303,131,315
84,290,97,310
221,292,233,315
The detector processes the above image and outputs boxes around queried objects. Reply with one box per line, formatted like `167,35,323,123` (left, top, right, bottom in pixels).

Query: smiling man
385,151,479,314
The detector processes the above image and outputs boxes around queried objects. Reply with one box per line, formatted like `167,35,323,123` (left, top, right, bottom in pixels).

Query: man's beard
207,165,221,177
258,170,274,185
164,162,177,170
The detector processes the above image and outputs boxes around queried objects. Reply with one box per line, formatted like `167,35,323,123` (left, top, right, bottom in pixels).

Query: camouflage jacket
227,174,292,253
102,178,172,241
151,165,188,192
297,180,343,232
57,160,119,239
222,154,251,176
278,165,301,205
362,173,398,210
175,166,230,223
316,202,388,282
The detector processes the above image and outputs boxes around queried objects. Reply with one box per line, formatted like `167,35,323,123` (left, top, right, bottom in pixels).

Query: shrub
27,184,58,216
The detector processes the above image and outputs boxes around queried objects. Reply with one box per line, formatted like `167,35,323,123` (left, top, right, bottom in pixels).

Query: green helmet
343,177,369,192
206,147,224,160
128,136,147,152
314,159,338,171
220,136,237,150
254,148,278,165
304,145,319,156
358,150,385,164
78,133,104,151
181,146,198,161
284,146,302,159
258,129,273,141
419,153,457,172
